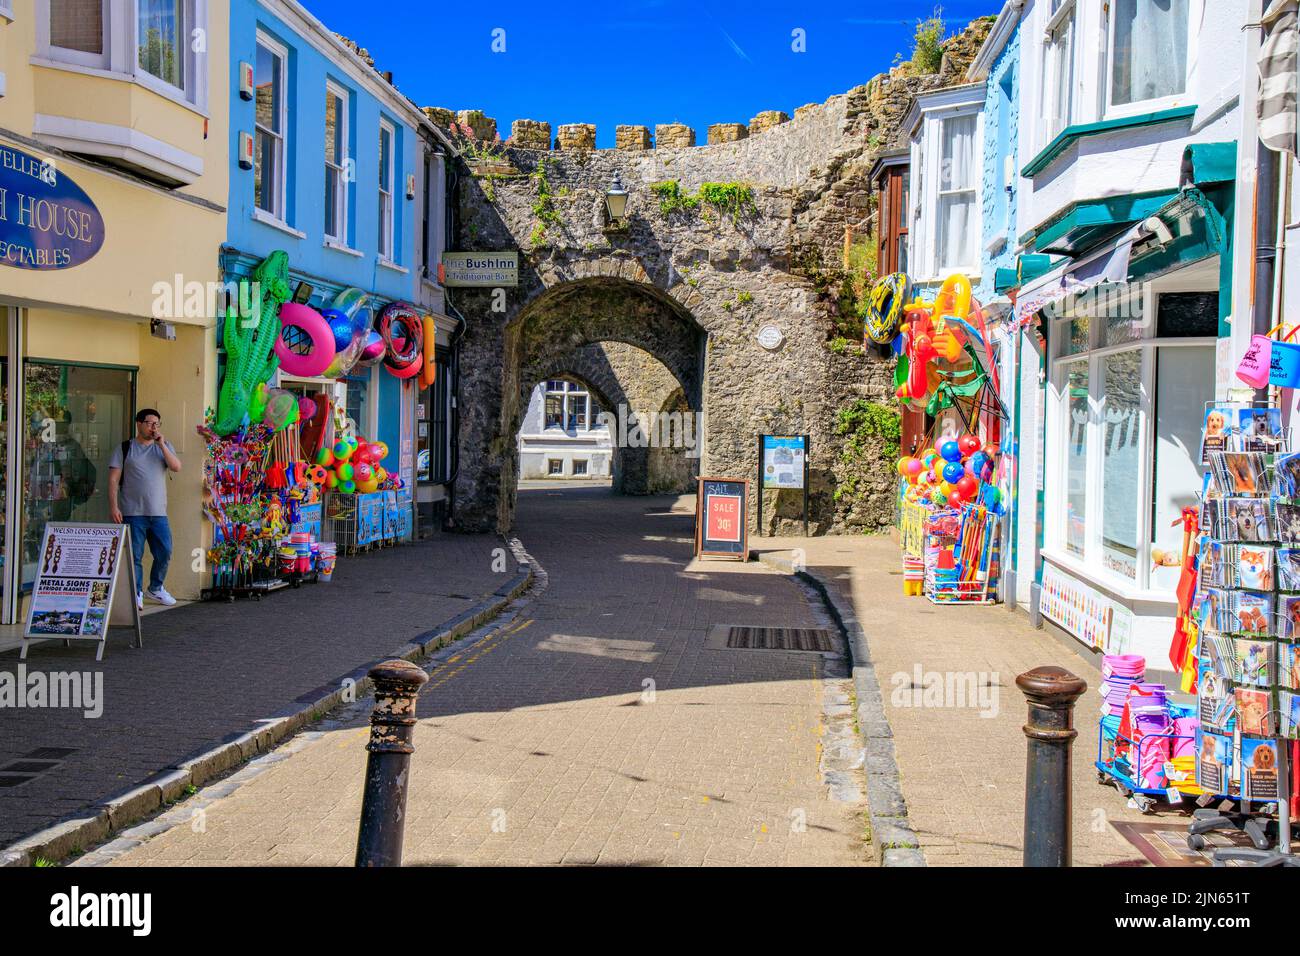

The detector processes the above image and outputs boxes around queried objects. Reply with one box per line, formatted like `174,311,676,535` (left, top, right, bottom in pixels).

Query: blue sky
301,1,998,147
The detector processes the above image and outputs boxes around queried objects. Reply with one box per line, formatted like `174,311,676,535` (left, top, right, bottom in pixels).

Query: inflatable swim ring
865,273,909,344
274,303,337,377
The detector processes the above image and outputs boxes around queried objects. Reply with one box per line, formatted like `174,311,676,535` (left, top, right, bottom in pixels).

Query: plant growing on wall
833,399,900,509
449,120,506,165
897,7,948,75
529,156,561,248
650,180,755,222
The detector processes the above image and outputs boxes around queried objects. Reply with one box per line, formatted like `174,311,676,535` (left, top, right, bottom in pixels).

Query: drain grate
709,625,835,652
24,747,77,760
0,774,35,788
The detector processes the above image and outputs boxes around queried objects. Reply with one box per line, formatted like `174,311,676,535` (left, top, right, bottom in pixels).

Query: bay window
1048,284,1216,592
254,34,287,219
325,83,350,243
42,1,205,106
1107,0,1190,112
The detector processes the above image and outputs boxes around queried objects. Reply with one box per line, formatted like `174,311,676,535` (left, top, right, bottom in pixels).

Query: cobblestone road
94,487,870,866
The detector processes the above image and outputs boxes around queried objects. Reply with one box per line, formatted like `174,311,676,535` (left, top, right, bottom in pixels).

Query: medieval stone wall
442,17,995,535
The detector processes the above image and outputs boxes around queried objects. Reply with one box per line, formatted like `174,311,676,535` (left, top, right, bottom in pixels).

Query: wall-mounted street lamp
604,171,629,226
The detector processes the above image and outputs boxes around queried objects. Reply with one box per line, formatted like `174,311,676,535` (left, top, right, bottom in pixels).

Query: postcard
1235,687,1274,736
1240,737,1280,802
1196,728,1233,796
1234,637,1275,685
1240,407,1283,453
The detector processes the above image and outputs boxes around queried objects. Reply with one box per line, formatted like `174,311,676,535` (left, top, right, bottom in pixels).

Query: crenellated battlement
422,102,829,153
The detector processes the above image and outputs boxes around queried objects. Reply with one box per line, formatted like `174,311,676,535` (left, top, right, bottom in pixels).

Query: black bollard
1017,665,1087,867
355,659,429,867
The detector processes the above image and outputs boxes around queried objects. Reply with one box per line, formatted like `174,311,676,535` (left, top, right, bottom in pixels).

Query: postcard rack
1191,400,1297,864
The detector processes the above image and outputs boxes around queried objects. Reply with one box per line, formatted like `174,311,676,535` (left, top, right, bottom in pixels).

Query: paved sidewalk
0,533,518,849
94,487,870,866
752,534,1154,867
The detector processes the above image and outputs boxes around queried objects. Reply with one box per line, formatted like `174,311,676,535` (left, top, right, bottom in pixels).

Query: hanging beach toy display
377,301,425,379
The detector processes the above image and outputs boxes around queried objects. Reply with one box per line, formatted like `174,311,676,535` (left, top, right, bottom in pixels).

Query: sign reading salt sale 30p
440,251,518,286
0,144,105,270
696,478,749,560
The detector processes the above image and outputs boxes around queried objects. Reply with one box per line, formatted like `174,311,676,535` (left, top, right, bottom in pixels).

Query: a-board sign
22,523,141,660
696,478,749,560
761,435,807,489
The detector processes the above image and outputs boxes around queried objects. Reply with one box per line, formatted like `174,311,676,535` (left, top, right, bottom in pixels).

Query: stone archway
517,339,701,497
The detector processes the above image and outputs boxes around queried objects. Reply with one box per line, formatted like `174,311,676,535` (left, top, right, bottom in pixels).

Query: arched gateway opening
450,270,707,532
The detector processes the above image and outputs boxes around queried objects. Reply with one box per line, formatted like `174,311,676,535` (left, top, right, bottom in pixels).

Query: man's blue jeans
124,515,172,593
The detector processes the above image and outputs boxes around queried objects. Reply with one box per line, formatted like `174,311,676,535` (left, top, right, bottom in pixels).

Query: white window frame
1043,286,1215,598
37,0,209,111
378,118,396,263
41,0,111,69
324,80,350,244
254,30,288,222
1103,0,1196,120
910,103,983,281
1040,0,1077,147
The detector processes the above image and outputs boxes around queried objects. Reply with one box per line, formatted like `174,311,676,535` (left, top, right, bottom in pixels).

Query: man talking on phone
108,408,183,609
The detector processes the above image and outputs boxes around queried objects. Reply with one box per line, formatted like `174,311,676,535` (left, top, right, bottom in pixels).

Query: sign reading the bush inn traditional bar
440,251,518,287
0,144,105,270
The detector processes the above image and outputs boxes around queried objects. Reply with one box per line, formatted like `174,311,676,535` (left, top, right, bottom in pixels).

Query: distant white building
517,379,614,479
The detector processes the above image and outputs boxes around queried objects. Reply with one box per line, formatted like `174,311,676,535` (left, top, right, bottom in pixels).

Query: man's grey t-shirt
109,439,174,517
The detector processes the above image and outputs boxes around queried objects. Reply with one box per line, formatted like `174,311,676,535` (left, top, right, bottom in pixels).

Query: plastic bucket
1271,340,1300,387
1237,335,1273,388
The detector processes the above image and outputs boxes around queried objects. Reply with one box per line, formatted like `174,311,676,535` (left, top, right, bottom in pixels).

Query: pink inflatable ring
274,302,337,377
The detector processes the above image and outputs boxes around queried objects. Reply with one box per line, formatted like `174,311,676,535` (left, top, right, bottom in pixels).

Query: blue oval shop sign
0,144,105,270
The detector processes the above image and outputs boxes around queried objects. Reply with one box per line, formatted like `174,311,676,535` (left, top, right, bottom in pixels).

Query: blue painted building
222,0,453,528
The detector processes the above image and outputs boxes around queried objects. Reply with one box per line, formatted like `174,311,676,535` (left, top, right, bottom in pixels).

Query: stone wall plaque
757,325,784,350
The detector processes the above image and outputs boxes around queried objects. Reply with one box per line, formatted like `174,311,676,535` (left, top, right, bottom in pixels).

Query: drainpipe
441,157,465,528
1253,141,1280,404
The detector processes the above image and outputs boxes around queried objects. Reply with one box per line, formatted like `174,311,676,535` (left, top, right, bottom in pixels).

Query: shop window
20,362,134,610
379,121,396,261
324,83,350,244
548,459,563,476
255,34,288,220
1049,287,1216,591
1107,0,1189,113
573,459,588,476
1099,349,1142,579
1063,361,1089,558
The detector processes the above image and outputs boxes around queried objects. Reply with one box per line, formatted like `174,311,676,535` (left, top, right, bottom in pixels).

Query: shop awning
1025,189,1180,257
1013,145,1236,327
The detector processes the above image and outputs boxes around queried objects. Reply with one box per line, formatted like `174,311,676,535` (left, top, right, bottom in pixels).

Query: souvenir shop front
0,137,224,621
1012,172,1236,667
872,273,1010,605
205,250,431,598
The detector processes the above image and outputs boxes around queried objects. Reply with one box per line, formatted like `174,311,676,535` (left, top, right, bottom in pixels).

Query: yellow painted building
0,2,229,616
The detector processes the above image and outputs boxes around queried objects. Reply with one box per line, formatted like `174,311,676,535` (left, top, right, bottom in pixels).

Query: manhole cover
707,625,835,652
